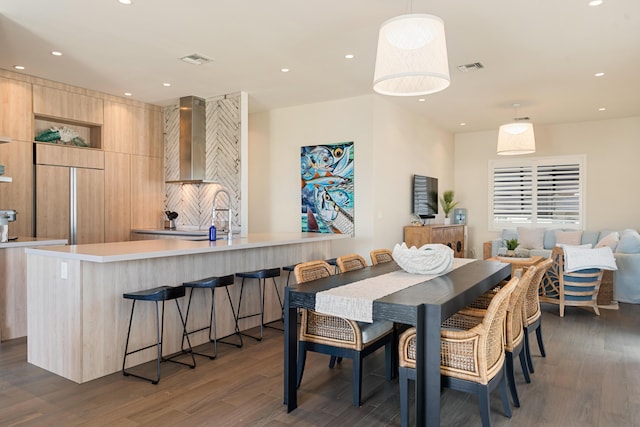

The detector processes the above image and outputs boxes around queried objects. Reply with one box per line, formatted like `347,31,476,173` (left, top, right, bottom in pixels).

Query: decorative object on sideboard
439,190,458,225
453,208,467,225
497,103,535,155
35,126,88,147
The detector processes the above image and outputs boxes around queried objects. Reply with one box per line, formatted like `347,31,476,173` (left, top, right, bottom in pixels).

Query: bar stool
235,267,282,341
325,258,339,273
122,285,196,384
283,264,299,287
182,274,243,360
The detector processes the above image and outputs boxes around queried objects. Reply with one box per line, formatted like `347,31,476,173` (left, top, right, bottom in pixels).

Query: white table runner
315,258,475,323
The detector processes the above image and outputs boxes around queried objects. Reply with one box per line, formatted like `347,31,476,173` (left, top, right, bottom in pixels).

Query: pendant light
497,104,536,155
373,11,450,96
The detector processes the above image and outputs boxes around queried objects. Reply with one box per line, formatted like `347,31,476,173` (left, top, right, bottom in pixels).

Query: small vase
506,250,516,257
444,217,451,225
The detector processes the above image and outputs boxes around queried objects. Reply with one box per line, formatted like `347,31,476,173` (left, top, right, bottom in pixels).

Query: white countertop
25,232,347,263
0,237,67,249
132,228,208,236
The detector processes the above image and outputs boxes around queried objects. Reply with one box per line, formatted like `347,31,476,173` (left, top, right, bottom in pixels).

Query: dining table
283,258,511,426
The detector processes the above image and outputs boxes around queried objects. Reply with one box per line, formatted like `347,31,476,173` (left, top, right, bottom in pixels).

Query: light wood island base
26,233,342,383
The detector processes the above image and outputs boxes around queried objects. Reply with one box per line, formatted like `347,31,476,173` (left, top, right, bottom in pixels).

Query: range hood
166,96,216,184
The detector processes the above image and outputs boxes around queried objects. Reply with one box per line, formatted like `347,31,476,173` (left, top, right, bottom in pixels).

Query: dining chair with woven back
459,266,537,408
522,257,553,373
293,259,395,406
336,253,368,273
369,248,393,265
398,275,519,427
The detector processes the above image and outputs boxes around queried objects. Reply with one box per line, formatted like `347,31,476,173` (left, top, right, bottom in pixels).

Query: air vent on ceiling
457,62,484,72
180,54,213,65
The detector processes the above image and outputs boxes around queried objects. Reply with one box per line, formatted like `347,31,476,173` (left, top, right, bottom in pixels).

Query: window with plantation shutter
489,156,585,230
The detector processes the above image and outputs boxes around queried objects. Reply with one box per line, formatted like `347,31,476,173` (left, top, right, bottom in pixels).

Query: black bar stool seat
236,267,282,340
182,274,242,359
122,285,196,384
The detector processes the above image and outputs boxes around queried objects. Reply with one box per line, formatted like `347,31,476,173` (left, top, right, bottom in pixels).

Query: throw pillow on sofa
555,230,582,246
596,232,620,251
517,227,545,249
617,230,640,254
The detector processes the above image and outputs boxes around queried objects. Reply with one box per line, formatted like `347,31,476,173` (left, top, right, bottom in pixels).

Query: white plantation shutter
489,156,585,230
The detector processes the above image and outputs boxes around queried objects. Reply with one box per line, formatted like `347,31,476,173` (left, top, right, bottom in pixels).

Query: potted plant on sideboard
440,190,459,225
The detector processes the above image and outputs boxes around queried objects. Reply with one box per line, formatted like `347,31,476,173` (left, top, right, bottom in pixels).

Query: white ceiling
1,0,639,133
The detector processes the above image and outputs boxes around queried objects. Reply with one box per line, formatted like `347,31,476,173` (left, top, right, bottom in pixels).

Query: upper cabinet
133,106,163,158
33,85,103,125
0,77,33,142
103,101,163,157
103,100,133,153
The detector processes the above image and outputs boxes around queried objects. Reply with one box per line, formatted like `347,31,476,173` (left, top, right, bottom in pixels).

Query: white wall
248,94,455,260
455,116,640,258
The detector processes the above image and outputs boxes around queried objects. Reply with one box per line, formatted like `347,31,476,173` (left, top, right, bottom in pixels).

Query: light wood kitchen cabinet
0,141,34,237
0,77,32,142
104,152,131,242
403,224,466,258
103,100,133,154
33,85,104,125
132,106,163,158
131,155,163,229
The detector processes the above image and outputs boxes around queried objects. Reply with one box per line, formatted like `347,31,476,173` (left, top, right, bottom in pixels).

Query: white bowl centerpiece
392,242,454,275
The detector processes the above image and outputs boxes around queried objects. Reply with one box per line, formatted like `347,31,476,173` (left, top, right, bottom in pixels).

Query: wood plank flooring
1,303,639,426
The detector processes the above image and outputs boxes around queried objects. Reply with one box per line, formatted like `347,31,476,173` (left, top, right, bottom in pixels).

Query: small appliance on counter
0,209,17,243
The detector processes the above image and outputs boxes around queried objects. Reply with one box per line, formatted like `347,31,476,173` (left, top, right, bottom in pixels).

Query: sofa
483,228,640,304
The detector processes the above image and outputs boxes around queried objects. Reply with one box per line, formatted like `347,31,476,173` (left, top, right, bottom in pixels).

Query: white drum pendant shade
373,14,450,96
497,122,536,155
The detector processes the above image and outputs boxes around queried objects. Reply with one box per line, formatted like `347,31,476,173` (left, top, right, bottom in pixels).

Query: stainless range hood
166,96,216,184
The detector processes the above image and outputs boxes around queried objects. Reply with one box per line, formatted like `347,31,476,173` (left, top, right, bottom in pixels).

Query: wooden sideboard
403,225,466,258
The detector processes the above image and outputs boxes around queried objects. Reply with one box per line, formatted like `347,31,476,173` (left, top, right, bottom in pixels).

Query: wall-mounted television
413,174,438,219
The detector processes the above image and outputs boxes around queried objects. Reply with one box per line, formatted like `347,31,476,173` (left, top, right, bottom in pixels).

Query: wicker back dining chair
294,260,394,407
398,276,519,427
370,248,393,265
539,246,604,317
522,257,553,374
336,253,368,273
460,267,537,408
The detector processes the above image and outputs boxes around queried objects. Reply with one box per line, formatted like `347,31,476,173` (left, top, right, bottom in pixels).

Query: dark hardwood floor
1,303,639,426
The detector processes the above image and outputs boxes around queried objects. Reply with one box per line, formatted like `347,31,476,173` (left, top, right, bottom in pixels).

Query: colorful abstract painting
301,142,354,235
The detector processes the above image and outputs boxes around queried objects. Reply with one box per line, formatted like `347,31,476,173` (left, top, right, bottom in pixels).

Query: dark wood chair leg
506,352,520,407
500,369,512,418
536,324,546,357
519,347,531,383
478,386,492,427
352,355,363,407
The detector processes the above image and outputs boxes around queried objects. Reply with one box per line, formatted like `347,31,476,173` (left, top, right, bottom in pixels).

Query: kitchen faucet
212,188,233,240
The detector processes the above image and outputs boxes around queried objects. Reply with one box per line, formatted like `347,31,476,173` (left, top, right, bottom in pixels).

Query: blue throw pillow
617,230,640,254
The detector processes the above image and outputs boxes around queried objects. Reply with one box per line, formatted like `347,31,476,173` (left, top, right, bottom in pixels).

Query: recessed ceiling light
344,54,354,59
594,72,605,77
118,0,132,5
598,107,606,111
589,0,603,6
418,98,426,102
51,51,62,56
459,122,467,126
162,82,171,87
281,68,290,73
124,92,132,96
13,65,25,70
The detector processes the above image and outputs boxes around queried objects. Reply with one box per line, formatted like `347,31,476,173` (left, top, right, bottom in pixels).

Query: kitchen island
1,237,67,341
26,232,344,383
